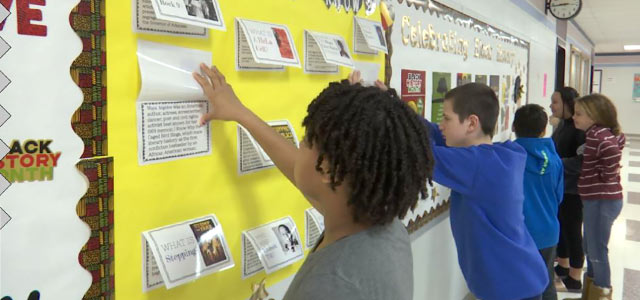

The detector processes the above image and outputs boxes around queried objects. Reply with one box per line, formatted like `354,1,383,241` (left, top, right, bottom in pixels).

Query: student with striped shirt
571,94,625,300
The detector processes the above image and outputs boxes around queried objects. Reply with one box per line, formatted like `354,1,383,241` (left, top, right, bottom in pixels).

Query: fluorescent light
624,45,640,51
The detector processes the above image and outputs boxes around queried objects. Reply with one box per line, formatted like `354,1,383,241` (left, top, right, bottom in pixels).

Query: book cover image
190,220,227,266
272,27,294,59
400,69,426,117
431,72,451,123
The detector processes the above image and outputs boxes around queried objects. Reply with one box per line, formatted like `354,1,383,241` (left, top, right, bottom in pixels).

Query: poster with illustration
513,75,522,105
633,73,640,102
489,75,500,96
475,75,488,85
401,70,426,117
431,72,451,123
456,73,472,86
235,18,301,70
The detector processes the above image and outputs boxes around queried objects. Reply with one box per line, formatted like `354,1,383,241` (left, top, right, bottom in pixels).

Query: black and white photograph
272,224,300,254
150,0,225,30
336,39,351,59
184,0,218,21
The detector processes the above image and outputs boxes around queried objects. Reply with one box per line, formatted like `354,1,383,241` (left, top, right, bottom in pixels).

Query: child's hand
374,80,389,91
193,64,247,124
347,70,363,85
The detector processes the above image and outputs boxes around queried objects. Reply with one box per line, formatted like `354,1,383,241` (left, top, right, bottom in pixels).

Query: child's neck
464,134,493,147
317,212,372,251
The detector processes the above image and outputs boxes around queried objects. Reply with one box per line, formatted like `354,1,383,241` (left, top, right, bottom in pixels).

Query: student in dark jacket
549,87,586,291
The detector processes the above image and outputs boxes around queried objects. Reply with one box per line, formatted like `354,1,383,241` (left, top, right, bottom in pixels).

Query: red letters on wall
0,0,47,37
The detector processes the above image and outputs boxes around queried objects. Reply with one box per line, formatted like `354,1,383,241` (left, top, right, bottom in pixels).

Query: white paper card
235,20,284,71
142,240,165,291
305,30,354,70
136,101,211,165
137,40,211,102
241,216,303,279
149,0,225,31
353,61,381,86
142,214,234,291
304,208,325,249
133,0,208,37
353,17,387,54
136,40,213,165
235,18,301,69
304,30,339,74
241,233,264,279
237,120,299,175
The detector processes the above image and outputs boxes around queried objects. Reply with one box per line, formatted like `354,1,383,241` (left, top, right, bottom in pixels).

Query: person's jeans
539,247,557,300
582,199,623,288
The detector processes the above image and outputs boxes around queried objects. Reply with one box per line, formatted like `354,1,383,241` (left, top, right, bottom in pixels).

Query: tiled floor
628,192,640,205
555,139,640,300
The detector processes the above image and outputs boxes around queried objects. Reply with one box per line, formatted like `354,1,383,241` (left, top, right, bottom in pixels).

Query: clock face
549,0,582,20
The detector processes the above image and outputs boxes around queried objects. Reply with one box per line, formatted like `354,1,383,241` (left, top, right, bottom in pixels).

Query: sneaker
555,265,569,278
561,276,582,293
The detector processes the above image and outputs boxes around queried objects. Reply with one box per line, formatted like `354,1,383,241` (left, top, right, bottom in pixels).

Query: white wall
596,65,640,135
411,211,468,300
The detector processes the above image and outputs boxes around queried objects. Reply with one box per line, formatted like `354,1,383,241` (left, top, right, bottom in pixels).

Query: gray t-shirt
282,219,413,300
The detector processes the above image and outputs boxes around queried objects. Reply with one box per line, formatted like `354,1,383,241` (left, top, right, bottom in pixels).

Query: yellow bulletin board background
107,1,384,299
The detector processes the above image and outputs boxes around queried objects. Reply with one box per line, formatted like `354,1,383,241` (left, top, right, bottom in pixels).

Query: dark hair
575,94,622,136
444,82,499,137
512,104,548,138
302,82,434,226
277,224,291,234
555,86,580,116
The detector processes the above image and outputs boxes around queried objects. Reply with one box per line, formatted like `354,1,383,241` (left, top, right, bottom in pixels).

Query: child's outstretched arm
373,79,474,193
193,64,298,185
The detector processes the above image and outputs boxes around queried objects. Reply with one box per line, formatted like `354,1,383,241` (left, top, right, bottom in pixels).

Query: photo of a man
273,224,300,254
375,25,386,47
183,0,218,21
336,39,351,59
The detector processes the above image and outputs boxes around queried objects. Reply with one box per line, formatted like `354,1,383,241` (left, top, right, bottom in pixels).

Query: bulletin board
108,1,384,299
383,0,531,231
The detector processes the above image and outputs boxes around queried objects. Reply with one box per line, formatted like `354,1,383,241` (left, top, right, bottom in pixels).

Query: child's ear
318,158,332,184
466,114,480,133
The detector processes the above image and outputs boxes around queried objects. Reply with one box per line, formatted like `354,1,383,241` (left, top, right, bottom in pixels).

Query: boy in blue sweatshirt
423,83,548,300
512,104,564,300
